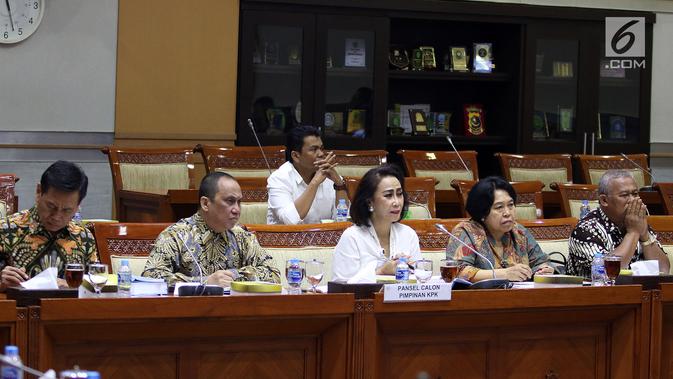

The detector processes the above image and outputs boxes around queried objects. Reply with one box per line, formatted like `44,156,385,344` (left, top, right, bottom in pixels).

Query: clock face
0,0,44,44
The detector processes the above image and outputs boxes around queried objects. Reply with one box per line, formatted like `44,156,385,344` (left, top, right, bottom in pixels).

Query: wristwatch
641,235,657,247
333,176,347,191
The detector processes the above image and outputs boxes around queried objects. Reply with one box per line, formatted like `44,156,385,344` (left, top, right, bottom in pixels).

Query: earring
368,205,374,212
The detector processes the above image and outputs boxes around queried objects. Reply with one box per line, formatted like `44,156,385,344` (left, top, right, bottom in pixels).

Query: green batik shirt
143,212,280,285
0,207,98,278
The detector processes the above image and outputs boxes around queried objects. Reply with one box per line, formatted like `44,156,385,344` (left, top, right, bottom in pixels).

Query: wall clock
1,0,44,44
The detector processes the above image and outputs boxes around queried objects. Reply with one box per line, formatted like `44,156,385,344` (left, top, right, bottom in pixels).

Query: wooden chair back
450,179,545,219
397,150,478,191
194,144,285,176
550,182,599,219
93,222,170,275
0,174,19,217
495,153,572,191
519,217,578,270
237,177,270,225
575,154,651,187
332,149,388,178
654,183,673,216
343,176,436,219
646,215,673,274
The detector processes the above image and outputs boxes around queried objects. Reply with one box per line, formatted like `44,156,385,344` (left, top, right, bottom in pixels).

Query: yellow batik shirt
142,212,280,285
0,207,98,278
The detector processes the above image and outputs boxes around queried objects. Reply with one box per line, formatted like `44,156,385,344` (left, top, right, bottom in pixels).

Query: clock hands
4,0,14,31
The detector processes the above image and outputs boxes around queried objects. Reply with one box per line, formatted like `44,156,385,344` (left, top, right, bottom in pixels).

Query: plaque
463,104,485,136
288,45,301,65
609,115,627,139
472,43,493,73
347,109,366,133
324,112,344,135
266,108,286,135
411,48,423,71
558,107,574,133
532,111,549,138
419,46,436,70
345,38,366,67
263,41,279,65
409,109,429,135
433,112,452,135
450,47,469,72
389,47,410,70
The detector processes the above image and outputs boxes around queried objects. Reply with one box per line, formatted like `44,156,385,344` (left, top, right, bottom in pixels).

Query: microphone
620,153,656,190
176,231,224,296
445,135,470,173
434,224,510,289
0,353,51,378
247,118,273,175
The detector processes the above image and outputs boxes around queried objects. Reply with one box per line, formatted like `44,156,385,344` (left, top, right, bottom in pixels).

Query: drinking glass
414,259,433,283
65,263,84,288
88,263,108,296
440,259,459,283
305,259,325,292
604,255,622,286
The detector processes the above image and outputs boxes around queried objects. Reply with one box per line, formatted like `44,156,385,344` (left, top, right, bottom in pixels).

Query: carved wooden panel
417,233,450,250
412,160,472,171
517,193,536,204
242,189,268,202
509,159,566,169
587,160,633,170
63,351,178,379
335,156,381,166
107,239,155,256
527,225,574,240
567,188,599,201
407,190,429,204
200,349,308,378
118,152,189,164
255,230,345,247
209,155,285,170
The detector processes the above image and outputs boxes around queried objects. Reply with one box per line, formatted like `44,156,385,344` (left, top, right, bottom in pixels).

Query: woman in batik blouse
446,176,554,282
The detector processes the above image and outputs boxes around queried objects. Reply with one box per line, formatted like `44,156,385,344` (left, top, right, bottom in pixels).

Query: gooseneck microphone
435,224,510,289
176,229,223,296
445,135,470,173
247,118,273,175
620,153,657,189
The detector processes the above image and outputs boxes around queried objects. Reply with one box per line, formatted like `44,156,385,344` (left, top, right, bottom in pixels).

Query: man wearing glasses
568,169,669,278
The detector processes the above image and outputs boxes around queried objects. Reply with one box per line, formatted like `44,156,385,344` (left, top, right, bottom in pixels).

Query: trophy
411,49,423,71
288,45,301,65
420,46,436,70
473,43,493,73
389,47,410,70
450,47,469,72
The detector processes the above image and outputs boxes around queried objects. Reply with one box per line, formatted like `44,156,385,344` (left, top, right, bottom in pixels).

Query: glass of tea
440,259,459,283
604,255,622,286
65,263,84,288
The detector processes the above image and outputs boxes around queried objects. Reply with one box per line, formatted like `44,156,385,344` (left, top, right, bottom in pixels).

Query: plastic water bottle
591,252,607,286
395,257,410,283
286,259,304,295
579,200,591,219
1,345,23,379
72,207,83,224
118,259,132,296
336,199,348,222
86,372,101,379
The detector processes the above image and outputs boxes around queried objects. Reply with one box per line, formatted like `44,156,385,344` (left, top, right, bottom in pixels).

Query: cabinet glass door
531,39,580,147
238,12,315,146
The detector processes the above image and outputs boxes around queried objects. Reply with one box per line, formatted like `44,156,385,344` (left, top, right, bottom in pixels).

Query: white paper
20,267,58,289
631,260,660,276
345,38,366,67
347,260,378,284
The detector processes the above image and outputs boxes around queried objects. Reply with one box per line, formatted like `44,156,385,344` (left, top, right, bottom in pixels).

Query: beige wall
115,0,239,146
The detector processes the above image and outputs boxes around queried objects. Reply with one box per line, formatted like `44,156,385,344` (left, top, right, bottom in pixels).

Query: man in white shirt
267,125,348,224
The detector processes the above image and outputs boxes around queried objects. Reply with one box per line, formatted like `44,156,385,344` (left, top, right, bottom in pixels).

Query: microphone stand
247,118,273,175
445,135,470,173
435,224,510,289
176,233,223,296
620,153,656,191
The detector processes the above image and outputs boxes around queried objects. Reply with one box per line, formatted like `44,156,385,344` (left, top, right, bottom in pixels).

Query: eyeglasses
491,203,516,214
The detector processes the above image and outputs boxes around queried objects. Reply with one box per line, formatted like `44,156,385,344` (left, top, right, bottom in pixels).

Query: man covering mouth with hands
267,125,349,225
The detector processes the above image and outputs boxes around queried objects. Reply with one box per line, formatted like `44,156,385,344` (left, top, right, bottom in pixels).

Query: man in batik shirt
568,170,669,278
0,161,97,290
143,172,280,286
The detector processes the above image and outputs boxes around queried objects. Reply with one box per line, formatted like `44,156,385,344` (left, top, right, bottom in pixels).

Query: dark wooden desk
358,286,649,379
651,283,673,378
31,294,354,379
118,189,199,222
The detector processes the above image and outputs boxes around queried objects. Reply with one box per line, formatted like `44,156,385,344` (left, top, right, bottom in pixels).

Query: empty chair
519,217,579,273
401,218,466,275
495,153,572,191
332,150,387,178
344,176,436,219
451,179,545,219
0,174,19,218
550,183,599,219
655,183,673,215
194,144,286,177
237,177,270,225
646,215,673,274
398,150,478,191
575,154,651,188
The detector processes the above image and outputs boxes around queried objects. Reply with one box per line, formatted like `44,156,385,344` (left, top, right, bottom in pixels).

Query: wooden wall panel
115,0,239,142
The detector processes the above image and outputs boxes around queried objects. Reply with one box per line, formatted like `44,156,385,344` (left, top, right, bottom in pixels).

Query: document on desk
131,276,168,296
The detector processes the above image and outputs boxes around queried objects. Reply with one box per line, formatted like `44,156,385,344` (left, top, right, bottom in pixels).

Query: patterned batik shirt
446,220,550,281
0,207,98,278
568,207,661,279
143,212,280,285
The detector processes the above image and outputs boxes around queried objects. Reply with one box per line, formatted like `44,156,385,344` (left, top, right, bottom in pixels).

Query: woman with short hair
332,164,421,282
446,176,553,282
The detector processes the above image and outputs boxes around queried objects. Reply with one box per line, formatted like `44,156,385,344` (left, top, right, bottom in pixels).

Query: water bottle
118,259,132,296
336,199,349,222
286,259,304,295
579,200,591,219
395,257,410,283
86,372,101,379
72,207,83,224
1,345,23,379
591,252,607,286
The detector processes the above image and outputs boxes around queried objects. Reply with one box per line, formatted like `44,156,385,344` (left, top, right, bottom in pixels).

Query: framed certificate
409,109,429,135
